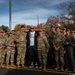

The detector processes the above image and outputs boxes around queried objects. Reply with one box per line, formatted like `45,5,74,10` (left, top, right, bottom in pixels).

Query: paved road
0,68,70,75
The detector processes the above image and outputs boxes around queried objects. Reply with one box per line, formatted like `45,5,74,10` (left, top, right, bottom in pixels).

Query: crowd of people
0,25,75,72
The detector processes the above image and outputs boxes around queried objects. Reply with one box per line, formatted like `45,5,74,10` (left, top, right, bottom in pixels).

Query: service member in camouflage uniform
71,31,75,39
38,30,49,71
48,26,56,68
0,30,7,67
53,27,65,71
6,31,15,67
16,25,27,68
62,28,66,36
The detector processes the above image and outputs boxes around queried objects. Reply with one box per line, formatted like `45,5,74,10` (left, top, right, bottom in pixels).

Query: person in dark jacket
26,26,39,69
64,29,75,72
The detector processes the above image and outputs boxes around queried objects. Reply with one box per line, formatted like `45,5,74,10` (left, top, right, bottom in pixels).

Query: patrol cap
8,30,15,34
39,30,43,32
60,30,63,32
8,31,12,34
62,28,66,30
55,26,60,30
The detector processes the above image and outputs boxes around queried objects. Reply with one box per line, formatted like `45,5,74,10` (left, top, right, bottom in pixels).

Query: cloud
12,18,47,30
44,0,73,6
0,0,7,3
15,0,73,8
0,6,62,30
10,7,60,29
12,8,60,22
12,8,60,18
0,15,9,27
12,0,74,14
0,0,74,30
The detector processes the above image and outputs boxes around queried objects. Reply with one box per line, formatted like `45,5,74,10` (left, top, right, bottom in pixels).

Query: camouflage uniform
0,31,7,67
16,31,26,67
38,35,49,70
53,32,65,71
6,32,15,66
71,31,75,39
48,31,56,68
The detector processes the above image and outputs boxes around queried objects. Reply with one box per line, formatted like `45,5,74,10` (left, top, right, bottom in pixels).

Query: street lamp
9,0,12,30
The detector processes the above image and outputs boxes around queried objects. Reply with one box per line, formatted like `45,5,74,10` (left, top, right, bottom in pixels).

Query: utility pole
37,15,39,26
9,0,12,30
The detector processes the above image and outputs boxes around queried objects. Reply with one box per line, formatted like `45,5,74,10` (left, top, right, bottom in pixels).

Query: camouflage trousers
0,50,2,65
55,48,64,67
38,49,47,65
6,47,15,65
17,47,26,66
0,49,6,65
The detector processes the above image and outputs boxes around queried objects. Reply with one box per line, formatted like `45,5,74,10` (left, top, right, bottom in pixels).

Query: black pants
29,46,38,63
65,46,75,70
47,46,56,68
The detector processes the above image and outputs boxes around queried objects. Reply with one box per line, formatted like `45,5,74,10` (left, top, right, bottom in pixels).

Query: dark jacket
26,31,38,51
64,35,75,46
49,32,56,46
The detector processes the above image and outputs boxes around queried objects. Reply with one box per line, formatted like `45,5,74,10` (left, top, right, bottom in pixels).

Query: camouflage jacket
0,35,7,49
16,31,27,47
53,32,65,48
7,35,15,48
38,35,49,50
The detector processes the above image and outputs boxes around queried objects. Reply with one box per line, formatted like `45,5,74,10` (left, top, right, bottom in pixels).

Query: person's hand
46,49,49,53
55,47,59,52
65,42,69,45
20,38,24,42
10,43,15,47
64,51,66,54
0,44,6,49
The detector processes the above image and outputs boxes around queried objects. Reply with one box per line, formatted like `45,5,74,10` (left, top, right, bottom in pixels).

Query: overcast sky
0,0,74,30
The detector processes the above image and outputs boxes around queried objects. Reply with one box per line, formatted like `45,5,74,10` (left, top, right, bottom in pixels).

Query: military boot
65,68,69,71
43,65,46,71
0,63,2,68
60,65,64,72
16,64,20,68
55,64,59,71
22,64,25,68
39,65,43,70
11,63,15,66
6,63,9,68
73,69,75,73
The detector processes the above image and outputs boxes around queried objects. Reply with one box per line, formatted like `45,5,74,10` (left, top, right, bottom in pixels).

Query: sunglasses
31,28,34,29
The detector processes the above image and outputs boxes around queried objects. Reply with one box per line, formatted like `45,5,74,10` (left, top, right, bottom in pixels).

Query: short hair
30,26,34,29
62,28,66,30
51,26,55,29
20,25,25,28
